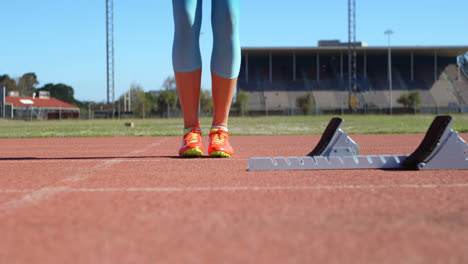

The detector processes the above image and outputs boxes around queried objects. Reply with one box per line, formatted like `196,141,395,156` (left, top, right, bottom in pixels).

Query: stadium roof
242,46,468,56
5,96,80,110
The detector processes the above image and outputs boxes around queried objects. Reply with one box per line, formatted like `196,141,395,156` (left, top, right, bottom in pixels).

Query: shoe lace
185,129,201,144
211,130,228,145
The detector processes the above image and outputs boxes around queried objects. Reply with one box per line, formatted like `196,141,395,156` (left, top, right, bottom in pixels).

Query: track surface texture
1,134,468,264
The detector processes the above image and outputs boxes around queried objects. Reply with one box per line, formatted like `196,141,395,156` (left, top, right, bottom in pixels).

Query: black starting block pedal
307,117,360,157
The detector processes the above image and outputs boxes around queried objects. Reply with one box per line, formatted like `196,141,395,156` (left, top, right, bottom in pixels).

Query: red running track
0,134,467,263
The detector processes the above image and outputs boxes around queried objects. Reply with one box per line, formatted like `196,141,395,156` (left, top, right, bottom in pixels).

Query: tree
17,73,39,97
156,75,180,116
145,92,159,116
232,90,249,115
397,91,421,110
199,89,213,114
37,83,77,105
0,75,17,94
162,76,177,91
126,84,151,118
157,90,179,116
296,92,315,115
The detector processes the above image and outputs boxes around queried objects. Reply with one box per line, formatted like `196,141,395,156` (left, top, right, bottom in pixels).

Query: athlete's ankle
211,125,228,132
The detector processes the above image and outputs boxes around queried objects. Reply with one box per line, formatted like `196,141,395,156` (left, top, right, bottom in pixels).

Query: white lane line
0,189,31,193
0,187,69,217
2,183,468,194
60,141,167,183
72,183,468,192
0,139,168,218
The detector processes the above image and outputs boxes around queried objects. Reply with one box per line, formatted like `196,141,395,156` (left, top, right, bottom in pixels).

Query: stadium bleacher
238,46,468,114
443,64,468,104
429,80,459,111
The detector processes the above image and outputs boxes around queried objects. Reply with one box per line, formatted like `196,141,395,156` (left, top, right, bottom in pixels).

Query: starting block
248,115,468,171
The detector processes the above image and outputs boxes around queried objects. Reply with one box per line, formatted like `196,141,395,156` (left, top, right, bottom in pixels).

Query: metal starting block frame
248,115,468,171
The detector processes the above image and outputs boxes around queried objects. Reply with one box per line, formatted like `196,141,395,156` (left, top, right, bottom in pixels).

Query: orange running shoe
208,128,233,158
179,122,204,158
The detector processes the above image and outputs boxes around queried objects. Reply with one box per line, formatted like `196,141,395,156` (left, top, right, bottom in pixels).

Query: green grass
0,114,467,138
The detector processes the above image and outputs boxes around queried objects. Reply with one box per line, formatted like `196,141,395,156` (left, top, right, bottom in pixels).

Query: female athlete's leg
210,0,241,128
172,0,203,129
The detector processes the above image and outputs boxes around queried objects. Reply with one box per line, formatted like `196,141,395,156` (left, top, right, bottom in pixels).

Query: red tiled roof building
4,94,80,120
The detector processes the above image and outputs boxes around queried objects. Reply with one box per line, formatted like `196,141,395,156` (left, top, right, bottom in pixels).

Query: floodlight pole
385,29,394,115
348,0,357,110
106,0,115,119
1,86,5,119
124,92,127,112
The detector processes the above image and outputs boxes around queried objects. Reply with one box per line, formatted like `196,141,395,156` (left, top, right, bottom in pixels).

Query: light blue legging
172,0,241,79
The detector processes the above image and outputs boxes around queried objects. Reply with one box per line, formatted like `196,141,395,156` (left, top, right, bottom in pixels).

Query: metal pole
1,86,5,118
106,0,115,119
293,51,296,81
106,0,110,109
385,29,394,115
124,92,127,112
411,51,414,81
347,0,357,108
352,0,357,91
364,51,367,80
88,103,91,120
245,52,249,83
269,52,272,83
111,0,115,120
434,50,438,81
316,52,320,81
389,43,392,115
340,51,343,80
348,0,351,91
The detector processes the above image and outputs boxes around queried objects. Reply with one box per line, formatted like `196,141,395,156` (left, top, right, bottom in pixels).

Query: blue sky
1,0,467,101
